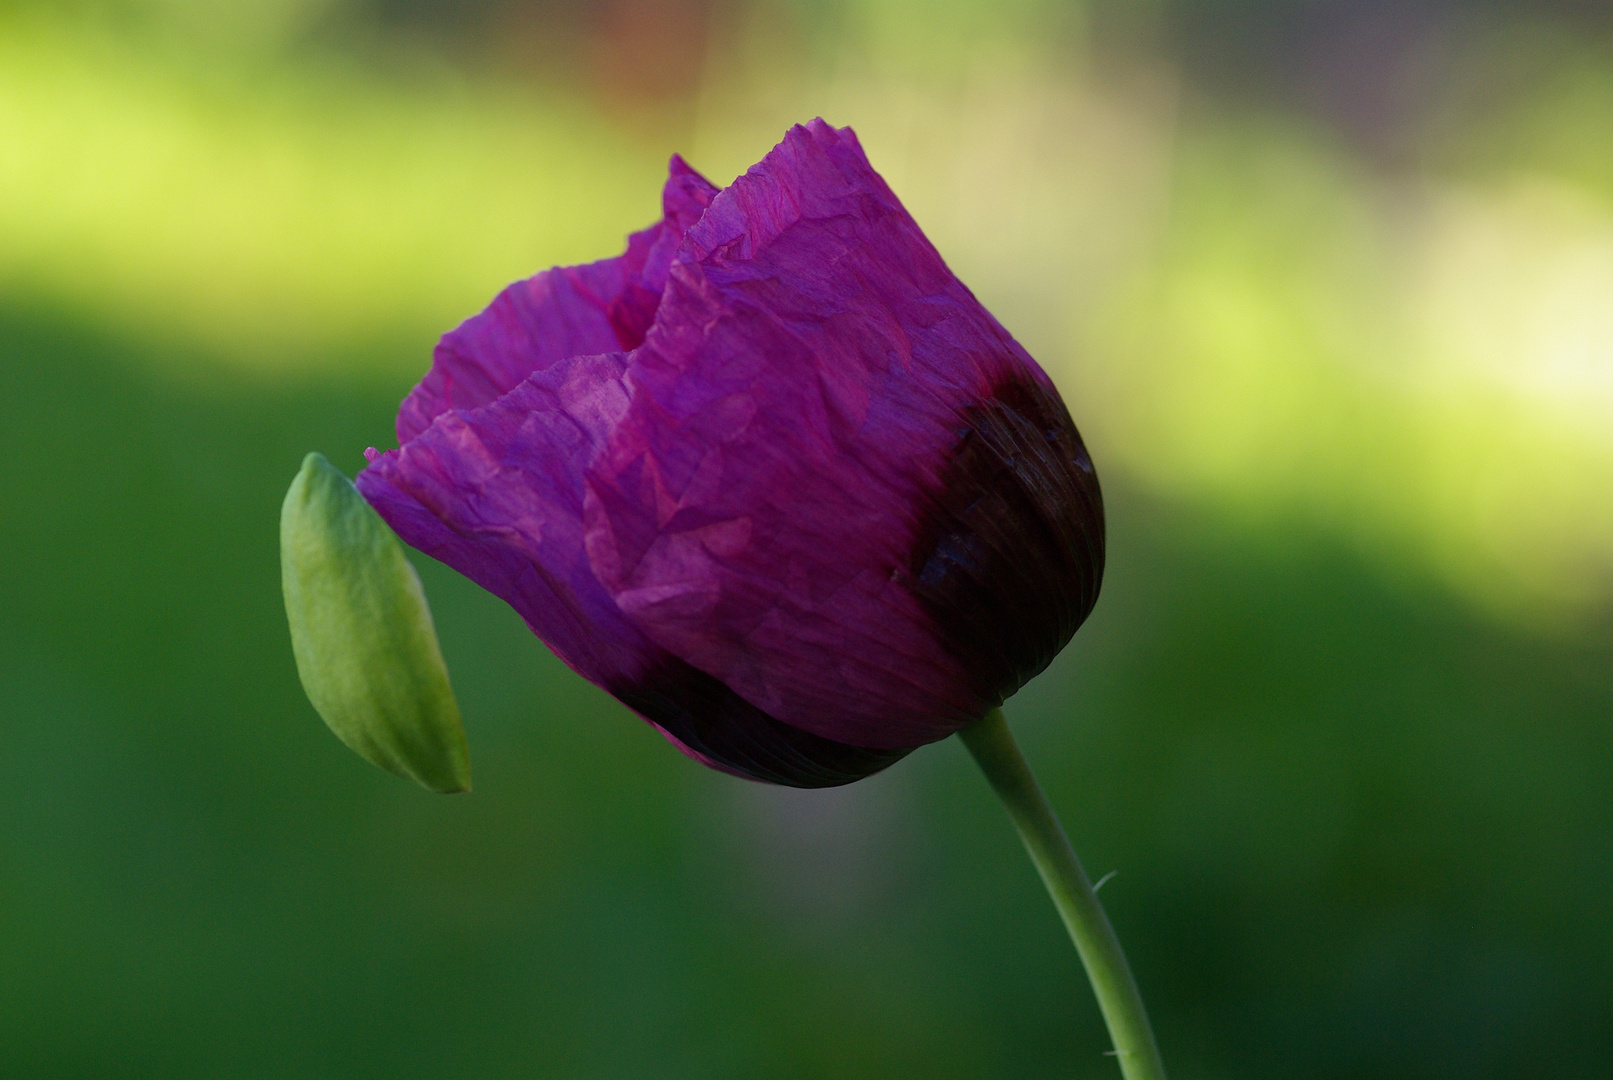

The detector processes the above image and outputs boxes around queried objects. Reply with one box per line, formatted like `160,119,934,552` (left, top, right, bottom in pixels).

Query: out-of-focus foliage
1,2,1610,1078
0,7,660,370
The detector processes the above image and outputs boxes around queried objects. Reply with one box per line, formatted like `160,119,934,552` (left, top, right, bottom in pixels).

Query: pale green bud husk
280,452,471,793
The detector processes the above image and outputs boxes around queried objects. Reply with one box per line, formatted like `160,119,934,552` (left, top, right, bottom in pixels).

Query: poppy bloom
355,119,1104,787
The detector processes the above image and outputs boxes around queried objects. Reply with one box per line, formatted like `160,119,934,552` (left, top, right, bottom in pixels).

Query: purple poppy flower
356,119,1104,787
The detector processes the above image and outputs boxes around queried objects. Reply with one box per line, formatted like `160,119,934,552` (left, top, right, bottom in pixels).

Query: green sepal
280,452,471,794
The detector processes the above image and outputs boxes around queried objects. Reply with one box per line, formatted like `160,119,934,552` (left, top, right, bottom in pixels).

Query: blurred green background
3,1,1612,1077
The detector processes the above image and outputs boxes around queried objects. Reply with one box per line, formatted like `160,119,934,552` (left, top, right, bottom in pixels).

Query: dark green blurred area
4,2,1613,1078
6,304,1611,1079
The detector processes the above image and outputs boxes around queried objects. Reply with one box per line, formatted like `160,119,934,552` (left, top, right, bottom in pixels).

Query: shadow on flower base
280,119,1165,1080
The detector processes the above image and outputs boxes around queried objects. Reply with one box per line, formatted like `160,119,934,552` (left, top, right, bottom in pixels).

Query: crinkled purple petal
364,352,647,682
360,119,1103,783
582,119,1102,751
359,349,908,787
395,157,719,445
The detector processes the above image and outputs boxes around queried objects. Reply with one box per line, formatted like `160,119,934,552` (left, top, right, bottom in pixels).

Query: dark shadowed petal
359,351,908,787
395,157,719,445
904,375,1104,702
614,656,909,787
583,120,1104,751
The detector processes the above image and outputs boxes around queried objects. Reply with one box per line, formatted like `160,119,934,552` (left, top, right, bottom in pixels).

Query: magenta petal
361,119,1103,784
360,354,908,787
395,158,719,445
582,120,1102,751
363,352,650,684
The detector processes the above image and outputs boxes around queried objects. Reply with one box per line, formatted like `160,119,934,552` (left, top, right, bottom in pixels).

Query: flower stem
959,708,1167,1080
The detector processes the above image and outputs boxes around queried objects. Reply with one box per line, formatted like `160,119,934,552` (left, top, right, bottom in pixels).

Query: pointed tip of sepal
280,452,472,795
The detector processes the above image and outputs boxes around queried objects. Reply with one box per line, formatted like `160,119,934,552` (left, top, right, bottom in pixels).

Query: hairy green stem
959,708,1167,1080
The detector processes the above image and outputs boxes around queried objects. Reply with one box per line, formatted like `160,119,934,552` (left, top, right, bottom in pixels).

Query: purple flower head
357,120,1104,787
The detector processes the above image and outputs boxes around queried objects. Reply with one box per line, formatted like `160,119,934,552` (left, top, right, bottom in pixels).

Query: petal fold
396,158,718,444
